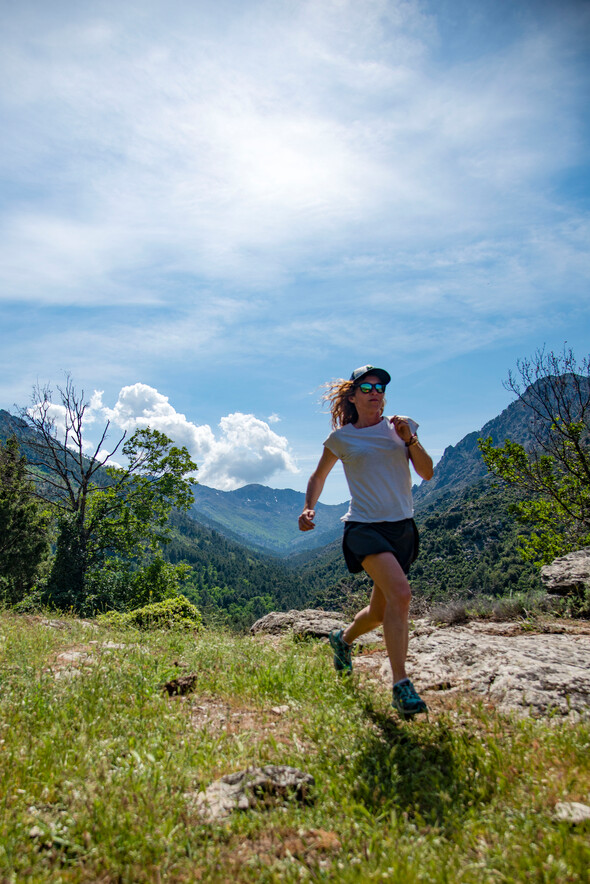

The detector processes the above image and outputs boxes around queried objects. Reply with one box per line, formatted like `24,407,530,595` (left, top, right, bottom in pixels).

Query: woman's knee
388,578,412,610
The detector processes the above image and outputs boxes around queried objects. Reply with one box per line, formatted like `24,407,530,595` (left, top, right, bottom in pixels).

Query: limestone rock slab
250,609,382,644
404,622,590,719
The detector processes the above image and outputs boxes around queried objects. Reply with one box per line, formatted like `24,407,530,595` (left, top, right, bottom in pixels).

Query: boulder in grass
540,548,590,596
193,765,315,822
553,801,590,825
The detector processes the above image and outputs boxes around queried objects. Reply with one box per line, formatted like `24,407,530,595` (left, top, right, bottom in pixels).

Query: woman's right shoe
328,629,353,674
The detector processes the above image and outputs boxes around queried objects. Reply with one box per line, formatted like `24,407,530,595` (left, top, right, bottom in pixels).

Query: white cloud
198,412,298,490
98,383,297,490
100,384,216,458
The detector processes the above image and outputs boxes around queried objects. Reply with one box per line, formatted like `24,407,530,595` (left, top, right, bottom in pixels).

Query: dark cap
349,364,391,385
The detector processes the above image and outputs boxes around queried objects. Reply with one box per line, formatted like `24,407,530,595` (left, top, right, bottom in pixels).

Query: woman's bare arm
391,415,434,481
407,440,434,480
298,447,339,531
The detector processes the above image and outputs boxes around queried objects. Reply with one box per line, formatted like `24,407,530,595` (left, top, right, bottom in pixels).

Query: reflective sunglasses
357,382,386,394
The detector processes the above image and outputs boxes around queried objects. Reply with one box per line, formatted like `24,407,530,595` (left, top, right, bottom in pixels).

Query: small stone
56,650,90,664
163,674,198,696
554,801,590,824
192,764,315,822
41,619,67,630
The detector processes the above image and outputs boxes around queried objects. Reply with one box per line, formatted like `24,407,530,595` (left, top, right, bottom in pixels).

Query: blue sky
1,0,589,504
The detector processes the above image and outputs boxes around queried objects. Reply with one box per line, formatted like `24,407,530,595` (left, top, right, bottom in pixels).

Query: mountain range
0,385,565,558
183,384,567,555
189,483,348,555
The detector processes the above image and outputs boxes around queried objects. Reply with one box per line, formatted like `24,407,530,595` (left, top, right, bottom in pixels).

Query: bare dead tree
19,374,127,523
505,345,590,479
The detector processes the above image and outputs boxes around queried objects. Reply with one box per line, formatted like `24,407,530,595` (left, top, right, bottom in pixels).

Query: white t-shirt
324,416,419,523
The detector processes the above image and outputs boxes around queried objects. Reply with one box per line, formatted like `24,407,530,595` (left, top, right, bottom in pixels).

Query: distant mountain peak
414,373,590,510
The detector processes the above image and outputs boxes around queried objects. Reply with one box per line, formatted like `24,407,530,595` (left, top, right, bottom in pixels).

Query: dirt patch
185,695,312,756
44,642,129,679
208,827,341,875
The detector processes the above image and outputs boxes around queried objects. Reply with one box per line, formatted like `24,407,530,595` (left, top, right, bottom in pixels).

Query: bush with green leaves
98,595,202,631
81,556,190,618
479,347,590,564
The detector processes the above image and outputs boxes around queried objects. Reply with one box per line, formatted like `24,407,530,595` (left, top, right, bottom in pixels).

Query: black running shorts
342,518,419,575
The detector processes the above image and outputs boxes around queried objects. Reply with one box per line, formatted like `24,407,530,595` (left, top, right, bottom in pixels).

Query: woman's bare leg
349,552,412,684
343,584,386,644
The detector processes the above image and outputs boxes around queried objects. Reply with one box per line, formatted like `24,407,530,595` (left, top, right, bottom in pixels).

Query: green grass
0,611,588,882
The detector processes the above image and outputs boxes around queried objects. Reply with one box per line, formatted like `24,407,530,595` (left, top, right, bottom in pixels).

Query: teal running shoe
329,629,353,674
392,679,428,719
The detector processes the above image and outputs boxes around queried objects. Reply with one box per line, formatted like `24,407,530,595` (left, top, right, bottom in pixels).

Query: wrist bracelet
406,434,419,447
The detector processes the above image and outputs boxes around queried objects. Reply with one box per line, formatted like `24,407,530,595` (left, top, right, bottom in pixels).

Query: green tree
479,347,590,564
0,437,49,604
20,377,197,613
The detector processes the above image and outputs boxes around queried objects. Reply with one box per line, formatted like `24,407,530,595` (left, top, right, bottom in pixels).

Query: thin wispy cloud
1,0,589,499
2,0,585,304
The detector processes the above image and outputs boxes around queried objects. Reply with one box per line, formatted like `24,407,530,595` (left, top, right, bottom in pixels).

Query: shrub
429,600,469,626
428,591,561,625
98,595,202,631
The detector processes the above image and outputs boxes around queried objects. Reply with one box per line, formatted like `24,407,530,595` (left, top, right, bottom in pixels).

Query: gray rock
250,609,344,636
163,674,198,696
553,801,590,824
193,765,315,822
541,548,590,596
250,609,382,644
401,620,590,720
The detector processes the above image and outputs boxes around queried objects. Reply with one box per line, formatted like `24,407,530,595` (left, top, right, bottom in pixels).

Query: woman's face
349,374,386,415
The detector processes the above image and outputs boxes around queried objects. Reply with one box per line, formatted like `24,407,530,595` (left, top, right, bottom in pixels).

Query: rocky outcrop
250,609,382,644
540,548,590,596
251,609,345,637
254,610,590,721
402,620,590,721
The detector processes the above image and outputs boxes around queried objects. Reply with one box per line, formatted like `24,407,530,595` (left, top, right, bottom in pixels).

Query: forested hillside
165,511,316,629
0,400,551,623
190,482,347,554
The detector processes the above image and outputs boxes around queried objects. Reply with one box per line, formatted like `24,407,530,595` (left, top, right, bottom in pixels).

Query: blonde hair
323,378,386,429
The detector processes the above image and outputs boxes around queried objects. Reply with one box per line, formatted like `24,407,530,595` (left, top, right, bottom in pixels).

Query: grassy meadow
0,611,588,883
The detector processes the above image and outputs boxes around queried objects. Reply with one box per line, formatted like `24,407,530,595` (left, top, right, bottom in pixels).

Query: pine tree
0,438,49,604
